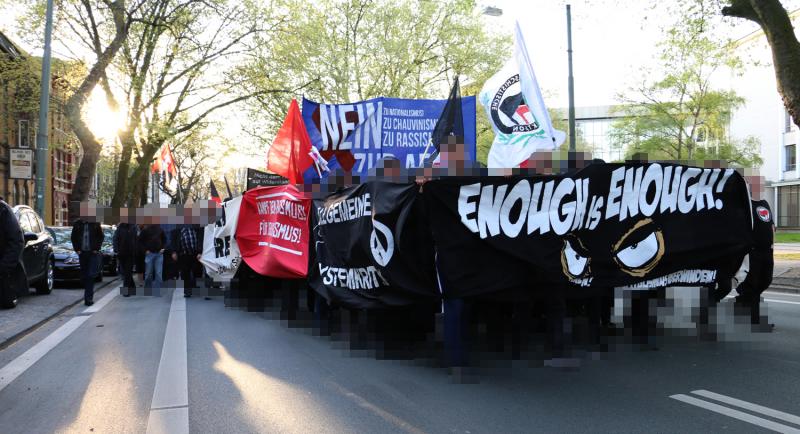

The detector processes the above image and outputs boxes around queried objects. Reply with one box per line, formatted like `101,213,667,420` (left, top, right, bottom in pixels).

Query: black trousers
736,249,774,325
119,255,136,295
178,254,198,296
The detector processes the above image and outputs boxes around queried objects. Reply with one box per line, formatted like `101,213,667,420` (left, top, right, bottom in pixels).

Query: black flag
223,175,233,199
209,180,222,205
425,76,463,166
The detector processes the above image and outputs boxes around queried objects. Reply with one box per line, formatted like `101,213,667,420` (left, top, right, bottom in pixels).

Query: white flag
200,196,243,282
480,22,566,169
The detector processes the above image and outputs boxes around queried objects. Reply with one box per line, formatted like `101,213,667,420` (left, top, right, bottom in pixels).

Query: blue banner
302,96,476,177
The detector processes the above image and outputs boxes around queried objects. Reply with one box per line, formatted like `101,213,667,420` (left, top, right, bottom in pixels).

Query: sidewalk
0,278,118,349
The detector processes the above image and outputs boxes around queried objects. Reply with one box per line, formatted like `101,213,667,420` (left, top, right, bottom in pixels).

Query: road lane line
764,291,800,298
691,390,800,426
765,299,800,306
0,316,89,392
82,289,119,314
671,394,800,433
146,289,188,434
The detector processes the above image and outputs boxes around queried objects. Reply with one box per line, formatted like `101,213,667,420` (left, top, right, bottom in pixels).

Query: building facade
0,30,80,226
726,11,800,228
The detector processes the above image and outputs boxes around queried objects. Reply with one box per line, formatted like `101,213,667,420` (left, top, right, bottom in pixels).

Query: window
17,213,33,233
786,144,797,171
26,212,42,233
786,110,793,133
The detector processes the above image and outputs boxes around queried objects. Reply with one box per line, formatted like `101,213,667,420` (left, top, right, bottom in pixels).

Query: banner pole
567,4,576,153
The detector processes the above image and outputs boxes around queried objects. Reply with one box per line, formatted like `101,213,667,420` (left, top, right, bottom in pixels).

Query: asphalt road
0,284,798,434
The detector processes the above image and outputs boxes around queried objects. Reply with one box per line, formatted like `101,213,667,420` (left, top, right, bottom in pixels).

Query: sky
486,0,768,109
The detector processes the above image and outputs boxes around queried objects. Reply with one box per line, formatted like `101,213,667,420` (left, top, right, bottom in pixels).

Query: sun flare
85,88,127,144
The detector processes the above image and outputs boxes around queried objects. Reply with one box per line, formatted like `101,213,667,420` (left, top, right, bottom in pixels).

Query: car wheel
35,260,54,295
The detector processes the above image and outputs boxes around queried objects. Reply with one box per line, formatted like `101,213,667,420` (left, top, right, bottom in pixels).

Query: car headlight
65,254,80,265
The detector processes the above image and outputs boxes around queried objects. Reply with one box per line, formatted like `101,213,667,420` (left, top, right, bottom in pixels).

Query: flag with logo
480,22,566,169
267,99,315,185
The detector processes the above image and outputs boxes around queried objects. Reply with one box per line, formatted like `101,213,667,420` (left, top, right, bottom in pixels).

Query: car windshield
48,228,72,246
102,227,114,250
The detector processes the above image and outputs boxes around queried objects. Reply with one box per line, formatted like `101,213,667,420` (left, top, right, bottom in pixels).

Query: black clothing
113,223,139,258
0,201,24,273
178,254,198,297
735,200,775,325
751,200,775,250
138,225,166,253
70,220,104,253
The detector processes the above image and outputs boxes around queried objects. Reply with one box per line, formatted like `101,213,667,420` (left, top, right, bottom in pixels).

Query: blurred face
746,174,766,201
441,142,466,169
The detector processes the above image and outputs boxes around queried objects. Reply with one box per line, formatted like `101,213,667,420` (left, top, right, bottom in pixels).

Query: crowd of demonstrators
70,202,105,306
0,196,25,306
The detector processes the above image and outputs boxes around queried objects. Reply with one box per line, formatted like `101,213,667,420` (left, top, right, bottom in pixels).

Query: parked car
46,226,82,283
0,206,54,308
101,225,118,276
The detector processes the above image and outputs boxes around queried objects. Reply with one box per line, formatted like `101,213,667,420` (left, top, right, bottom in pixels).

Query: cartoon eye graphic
612,218,665,277
561,237,590,279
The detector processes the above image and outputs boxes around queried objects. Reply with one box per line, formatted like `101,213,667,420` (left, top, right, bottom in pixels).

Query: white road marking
691,390,800,426
146,289,189,434
764,291,800,298
0,316,89,392
765,299,800,306
82,290,119,314
671,394,800,433
0,284,123,393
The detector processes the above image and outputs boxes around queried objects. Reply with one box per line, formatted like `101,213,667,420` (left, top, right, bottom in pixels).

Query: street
0,282,798,434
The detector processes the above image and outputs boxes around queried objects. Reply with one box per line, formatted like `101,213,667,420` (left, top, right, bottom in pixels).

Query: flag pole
567,4,576,153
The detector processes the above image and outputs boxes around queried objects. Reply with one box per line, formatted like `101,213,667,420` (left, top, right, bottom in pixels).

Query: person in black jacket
171,222,202,298
113,208,139,297
0,198,25,308
71,202,105,306
737,196,775,330
138,219,166,296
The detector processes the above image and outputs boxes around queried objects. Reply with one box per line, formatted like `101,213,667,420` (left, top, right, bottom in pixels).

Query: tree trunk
67,1,129,221
723,0,800,128
110,129,136,207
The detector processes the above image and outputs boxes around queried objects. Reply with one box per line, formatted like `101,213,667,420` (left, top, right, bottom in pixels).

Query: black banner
246,168,288,190
423,163,753,297
310,182,438,309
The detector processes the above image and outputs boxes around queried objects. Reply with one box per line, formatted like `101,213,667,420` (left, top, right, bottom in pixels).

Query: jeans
78,252,99,303
144,252,163,295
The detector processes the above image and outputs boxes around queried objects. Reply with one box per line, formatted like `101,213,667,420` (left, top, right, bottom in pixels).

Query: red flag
209,180,222,205
151,145,178,182
267,99,314,184
236,185,311,278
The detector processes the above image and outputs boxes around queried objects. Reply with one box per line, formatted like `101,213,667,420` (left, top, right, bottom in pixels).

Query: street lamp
35,0,54,218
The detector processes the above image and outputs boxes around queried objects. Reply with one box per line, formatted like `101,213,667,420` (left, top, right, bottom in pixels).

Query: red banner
236,185,311,278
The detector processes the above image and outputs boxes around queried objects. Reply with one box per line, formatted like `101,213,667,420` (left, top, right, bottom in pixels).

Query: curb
0,277,119,351
768,284,800,294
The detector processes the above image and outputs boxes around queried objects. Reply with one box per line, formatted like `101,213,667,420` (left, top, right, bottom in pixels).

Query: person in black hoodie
0,197,24,308
737,175,775,330
71,202,105,306
138,216,166,296
113,208,139,297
